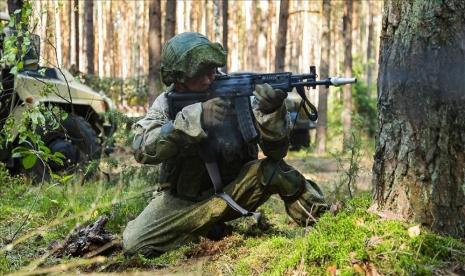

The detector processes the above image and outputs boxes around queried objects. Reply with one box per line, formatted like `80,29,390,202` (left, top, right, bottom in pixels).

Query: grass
1,159,464,275
0,161,155,274
206,194,465,275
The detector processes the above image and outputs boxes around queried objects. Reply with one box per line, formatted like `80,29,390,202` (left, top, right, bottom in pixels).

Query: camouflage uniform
123,32,328,257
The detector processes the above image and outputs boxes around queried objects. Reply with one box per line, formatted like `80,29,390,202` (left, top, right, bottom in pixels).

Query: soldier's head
160,32,226,92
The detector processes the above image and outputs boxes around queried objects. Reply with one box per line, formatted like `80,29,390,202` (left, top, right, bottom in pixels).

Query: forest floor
1,145,465,275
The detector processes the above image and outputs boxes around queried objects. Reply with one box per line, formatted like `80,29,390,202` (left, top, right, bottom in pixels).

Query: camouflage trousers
122,158,328,257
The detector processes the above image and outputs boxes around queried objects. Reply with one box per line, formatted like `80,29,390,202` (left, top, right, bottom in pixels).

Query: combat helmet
160,32,227,86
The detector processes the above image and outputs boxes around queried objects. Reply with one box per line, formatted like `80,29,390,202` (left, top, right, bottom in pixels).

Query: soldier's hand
201,97,228,130
253,83,287,114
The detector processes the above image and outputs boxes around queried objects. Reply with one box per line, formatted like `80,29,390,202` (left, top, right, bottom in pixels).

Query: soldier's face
183,68,216,92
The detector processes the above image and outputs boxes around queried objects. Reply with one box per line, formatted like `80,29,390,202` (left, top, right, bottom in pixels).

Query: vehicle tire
15,114,102,181
289,129,310,151
35,113,102,176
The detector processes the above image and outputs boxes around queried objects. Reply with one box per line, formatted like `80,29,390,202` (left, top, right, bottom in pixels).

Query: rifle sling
295,86,318,121
200,146,261,222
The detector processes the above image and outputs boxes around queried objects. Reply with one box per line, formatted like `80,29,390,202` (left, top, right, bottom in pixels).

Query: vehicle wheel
26,113,102,178
53,114,102,172
289,129,310,151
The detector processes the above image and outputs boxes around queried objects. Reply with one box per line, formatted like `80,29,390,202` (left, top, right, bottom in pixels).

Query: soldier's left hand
253,83,287,114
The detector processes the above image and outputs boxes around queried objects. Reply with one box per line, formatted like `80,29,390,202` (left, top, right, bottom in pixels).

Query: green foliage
326,57,377,153
105,109,139,148
83,74,152,107
331,130,363,200
1,104,66,170
0,1,33,73
352,57,377,138
327,86,344,144
0,162,156,274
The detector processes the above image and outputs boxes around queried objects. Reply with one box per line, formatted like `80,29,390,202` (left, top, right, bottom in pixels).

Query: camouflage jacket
132,85,290,201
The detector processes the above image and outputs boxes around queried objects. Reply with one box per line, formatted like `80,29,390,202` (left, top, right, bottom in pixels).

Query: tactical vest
160,100,258,201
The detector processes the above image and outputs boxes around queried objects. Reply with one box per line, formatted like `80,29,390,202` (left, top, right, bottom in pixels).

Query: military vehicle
0,12,115,176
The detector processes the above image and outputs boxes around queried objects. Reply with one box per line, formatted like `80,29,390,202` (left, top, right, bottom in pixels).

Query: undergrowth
206,194,465,275
1,163,464,275
0,162,155,274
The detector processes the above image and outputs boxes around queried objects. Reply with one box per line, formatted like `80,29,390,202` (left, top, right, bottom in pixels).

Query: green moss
213,193,465,275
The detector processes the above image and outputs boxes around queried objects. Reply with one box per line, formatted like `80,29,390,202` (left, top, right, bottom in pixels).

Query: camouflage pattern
160,32,227,85
123,32,328,257
123,84,329,257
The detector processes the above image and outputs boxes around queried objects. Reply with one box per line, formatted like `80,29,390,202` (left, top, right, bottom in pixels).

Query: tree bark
105,1,112,77
164,0,176,42
54,1,62,68
221,0,228,73
67,1,72,68
84,0,94,74
97,0,104,77
73,0,79,70
342,0,353,152
366,0,375,89
148,0,162,104
373,0,465,237
275,0,289,72
316,0,331,154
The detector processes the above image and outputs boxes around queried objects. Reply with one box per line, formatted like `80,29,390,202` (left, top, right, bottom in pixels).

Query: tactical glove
201,97,228,130
253,83,287,114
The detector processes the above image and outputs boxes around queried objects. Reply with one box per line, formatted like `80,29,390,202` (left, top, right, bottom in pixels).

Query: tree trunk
148,0,162,104
97,0,104,77
164,0,176,42
105,1,112,77
221,0,228,73
373,0,465,237
342,0,353,151
366,0,375,89
275,0,289,72
316,0,331,154
213,0,220,42
85,0,94,74
54,1,62,68
73,0,79,70
67,1,72,67
40,1,48,66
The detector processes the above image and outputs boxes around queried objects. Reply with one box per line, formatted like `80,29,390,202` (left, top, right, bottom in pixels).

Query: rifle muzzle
329,77,357,86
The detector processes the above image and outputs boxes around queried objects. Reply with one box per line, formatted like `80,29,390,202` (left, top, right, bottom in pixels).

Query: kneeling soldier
123,32,329,257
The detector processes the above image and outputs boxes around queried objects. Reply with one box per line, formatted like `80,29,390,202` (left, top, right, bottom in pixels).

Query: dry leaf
353,263,365,274
353,261,381,276
326,265,337,276
367,236,383,247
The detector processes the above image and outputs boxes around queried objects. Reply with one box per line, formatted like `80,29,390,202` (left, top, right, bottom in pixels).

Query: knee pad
258,159,305,200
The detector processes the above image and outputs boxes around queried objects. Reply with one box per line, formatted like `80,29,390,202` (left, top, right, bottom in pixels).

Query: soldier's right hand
201,97,228,130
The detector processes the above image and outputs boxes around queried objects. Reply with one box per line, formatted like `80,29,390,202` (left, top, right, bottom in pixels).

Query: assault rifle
166,66,356,143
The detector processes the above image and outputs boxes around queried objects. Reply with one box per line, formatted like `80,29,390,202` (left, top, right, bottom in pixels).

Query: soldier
123,32,329,257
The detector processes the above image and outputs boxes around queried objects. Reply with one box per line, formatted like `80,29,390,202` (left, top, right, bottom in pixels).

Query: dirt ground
105,145,374,199
284,151,374,197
